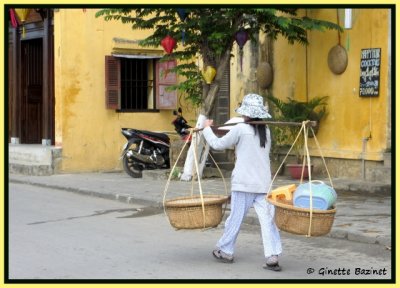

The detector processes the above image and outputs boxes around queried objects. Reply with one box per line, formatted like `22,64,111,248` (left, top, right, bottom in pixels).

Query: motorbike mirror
178,107,182,113
173,110,178,115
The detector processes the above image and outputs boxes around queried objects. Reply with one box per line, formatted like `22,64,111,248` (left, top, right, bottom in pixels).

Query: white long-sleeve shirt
203,123,271,194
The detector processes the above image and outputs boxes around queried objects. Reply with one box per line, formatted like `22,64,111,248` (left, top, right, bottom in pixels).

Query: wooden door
21,38,43,144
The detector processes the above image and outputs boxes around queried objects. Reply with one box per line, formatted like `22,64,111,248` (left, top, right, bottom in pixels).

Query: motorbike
172,107,192,141
120,108,191,178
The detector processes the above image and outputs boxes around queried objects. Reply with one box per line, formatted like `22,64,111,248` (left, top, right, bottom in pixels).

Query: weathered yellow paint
270,9,390,161
54,8,390,172
201,8,390,163
54,9,196,172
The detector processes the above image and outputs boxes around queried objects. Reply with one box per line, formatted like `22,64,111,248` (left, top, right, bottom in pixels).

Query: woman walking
202,93,282,271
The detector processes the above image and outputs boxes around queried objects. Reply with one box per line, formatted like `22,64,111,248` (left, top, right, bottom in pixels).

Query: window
105,56,177,111
121,58,154,110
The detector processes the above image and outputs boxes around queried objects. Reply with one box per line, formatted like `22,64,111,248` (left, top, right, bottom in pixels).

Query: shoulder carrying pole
191,120,317,132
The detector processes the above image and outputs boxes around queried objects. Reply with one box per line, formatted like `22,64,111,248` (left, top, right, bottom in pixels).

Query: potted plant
267,95,329,179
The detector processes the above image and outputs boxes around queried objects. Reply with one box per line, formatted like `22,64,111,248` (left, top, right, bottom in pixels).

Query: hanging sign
359,48,381,97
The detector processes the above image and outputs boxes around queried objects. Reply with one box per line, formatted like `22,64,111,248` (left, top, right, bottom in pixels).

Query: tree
96,7,341,179
96,8,340,113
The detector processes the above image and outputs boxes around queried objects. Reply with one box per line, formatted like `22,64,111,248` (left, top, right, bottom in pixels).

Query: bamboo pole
191,120,317,133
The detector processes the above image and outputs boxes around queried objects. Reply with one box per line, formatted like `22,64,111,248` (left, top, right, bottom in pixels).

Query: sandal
263,255,281,271
212,249,234,263
263,263,282,271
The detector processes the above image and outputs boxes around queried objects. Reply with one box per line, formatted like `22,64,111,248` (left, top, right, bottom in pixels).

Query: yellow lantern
14,8,31,38
14,8,31,23
201,66,216,84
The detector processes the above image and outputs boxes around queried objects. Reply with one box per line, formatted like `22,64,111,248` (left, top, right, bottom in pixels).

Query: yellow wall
54,8,390,172
54,9,196,172
270,8,390,161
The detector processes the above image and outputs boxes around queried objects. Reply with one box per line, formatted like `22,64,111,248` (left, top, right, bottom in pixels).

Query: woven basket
165,195,229,229
267,197,336,236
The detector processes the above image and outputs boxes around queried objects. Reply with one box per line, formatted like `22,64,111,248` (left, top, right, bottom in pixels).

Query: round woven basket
328,44,348,75
267,197,336,236
257,62,273,89
165,195,229,229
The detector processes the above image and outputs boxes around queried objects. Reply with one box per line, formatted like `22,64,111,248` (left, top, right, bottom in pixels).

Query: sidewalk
8,171,392,247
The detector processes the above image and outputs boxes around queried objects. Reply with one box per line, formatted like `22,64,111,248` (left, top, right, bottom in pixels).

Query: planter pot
286,164,313,179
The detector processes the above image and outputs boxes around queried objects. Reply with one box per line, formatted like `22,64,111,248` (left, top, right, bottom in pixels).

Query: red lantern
9,9,18,28
235,29,249,72
161,35,177,54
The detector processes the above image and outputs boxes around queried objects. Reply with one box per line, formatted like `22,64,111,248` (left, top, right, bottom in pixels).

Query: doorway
21,38,43,144
9,12,54,145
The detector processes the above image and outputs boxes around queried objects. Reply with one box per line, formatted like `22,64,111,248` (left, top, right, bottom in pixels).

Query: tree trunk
180,50,232,181
201,50,232,116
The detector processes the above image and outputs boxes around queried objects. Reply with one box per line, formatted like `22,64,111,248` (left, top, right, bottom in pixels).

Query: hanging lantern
14,8,31,38
176,9,188,45
235,29,249,72
161,35,177,54
176,8,188,22
9,9,18,28
14,8,31,23
202,66,217,84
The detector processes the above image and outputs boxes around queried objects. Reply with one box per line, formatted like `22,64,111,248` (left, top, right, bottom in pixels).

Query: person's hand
203,119,214,128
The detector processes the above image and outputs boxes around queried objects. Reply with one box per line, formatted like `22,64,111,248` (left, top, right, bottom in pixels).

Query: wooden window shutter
155,59,177,109
105,56,121,109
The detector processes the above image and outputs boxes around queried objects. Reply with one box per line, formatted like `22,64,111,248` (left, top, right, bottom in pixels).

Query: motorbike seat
140,130,170,143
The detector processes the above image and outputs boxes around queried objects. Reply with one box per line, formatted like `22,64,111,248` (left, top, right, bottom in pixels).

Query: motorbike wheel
122,154,143,178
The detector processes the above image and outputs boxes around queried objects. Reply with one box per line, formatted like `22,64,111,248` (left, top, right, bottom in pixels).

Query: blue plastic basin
293,180,337,210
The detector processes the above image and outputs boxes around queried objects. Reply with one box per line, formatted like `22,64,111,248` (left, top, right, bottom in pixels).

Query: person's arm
202,120,239,150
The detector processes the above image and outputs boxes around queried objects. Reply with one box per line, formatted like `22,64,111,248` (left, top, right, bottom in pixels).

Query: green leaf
96,8,341,109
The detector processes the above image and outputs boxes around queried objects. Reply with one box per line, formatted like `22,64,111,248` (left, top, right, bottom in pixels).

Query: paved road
8,183,392,281
9,171,392,247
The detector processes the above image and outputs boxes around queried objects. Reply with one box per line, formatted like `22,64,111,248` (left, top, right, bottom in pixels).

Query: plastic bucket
293,180,337,210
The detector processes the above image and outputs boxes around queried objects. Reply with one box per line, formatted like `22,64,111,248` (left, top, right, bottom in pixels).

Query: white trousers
216,191,282,258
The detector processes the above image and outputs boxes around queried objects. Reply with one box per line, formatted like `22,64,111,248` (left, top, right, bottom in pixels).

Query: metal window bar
120,58,155,110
